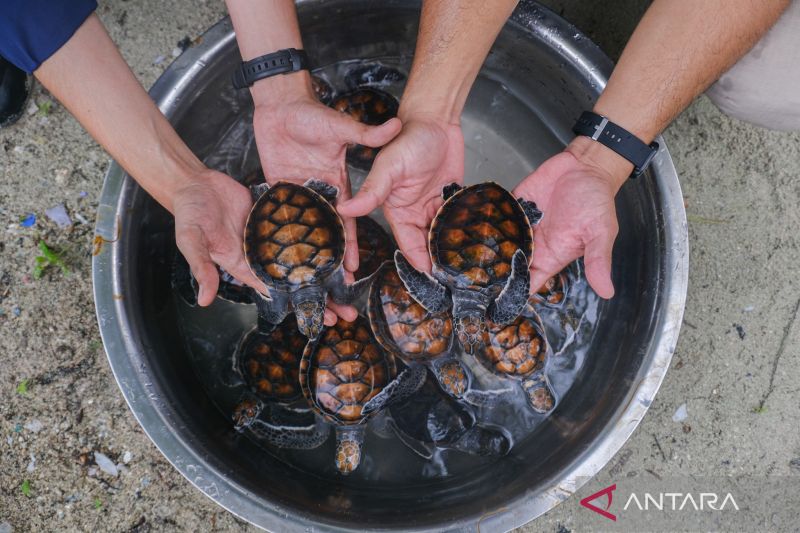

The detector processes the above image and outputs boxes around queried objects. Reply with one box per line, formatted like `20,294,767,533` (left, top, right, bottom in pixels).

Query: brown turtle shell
355,216,395,281
429,182,533,291
300,316,396,425
368,264,453,364
244,182,345,290
478,312,548,379
531,271,568,307
237,317,305,403
330,88,399,170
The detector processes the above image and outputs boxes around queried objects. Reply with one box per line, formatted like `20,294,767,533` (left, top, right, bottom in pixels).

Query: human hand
337,115,465,272
172,169,267,307
513,137,632,299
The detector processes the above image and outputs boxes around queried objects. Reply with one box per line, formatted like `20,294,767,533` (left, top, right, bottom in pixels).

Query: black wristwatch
232,48,309,90
572,111,659,179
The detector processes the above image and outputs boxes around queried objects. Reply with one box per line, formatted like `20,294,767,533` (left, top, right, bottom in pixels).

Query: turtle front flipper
391,420,435,460
394,251,450,313
431,357,470,399
487,249,530,326
451,424,511,457
250,182,271,203
362,363,426,415
248,405,331,449
232,395,264,431
521,373,556,414
335,426,365,475
254,292,289,334
518,197,543,226
327,263,383,308
442,182,463,201
303,178,339,205
463,387,515,408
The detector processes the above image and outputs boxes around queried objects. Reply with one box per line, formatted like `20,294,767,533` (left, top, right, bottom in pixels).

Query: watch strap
572,111,659,178
232,48,309,90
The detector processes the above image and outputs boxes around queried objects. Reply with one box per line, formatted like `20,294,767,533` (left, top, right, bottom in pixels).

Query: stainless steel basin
92,1,688,530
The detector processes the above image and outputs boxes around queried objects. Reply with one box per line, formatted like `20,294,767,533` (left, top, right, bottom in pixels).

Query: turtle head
451,290,490,354
292,290,326,340
232,397,263,431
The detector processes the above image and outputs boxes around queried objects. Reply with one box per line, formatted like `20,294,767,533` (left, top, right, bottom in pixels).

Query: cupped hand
513,137,630,299
337,116,465,272
172,169,267,307
253,91,401,324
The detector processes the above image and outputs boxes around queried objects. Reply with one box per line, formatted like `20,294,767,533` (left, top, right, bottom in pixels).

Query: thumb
176,227,220,307
337,154,396,218
338,116,402,148
583,233,615,299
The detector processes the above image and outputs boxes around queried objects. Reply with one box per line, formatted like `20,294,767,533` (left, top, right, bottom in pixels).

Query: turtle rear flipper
304,178,339,204
250,182,270,203
521,373,556,414
392,420,435,460
487,249,530,325
518,197,543,226
442,182,463,201
462,387,515,408
254,292,289,334
394,251,450,313
451,424,511,456
249,405,331,449
362,363,426,415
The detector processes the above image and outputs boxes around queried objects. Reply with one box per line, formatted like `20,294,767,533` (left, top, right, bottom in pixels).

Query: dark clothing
0,0,97,73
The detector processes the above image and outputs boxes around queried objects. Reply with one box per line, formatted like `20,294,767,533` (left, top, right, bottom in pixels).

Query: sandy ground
1,0,799,532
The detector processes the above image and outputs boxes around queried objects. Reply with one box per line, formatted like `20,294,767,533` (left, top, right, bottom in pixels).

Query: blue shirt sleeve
0,0,98,73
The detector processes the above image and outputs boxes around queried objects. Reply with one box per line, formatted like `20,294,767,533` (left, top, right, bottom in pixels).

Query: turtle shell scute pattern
369,265,453,363
355,216,395,281
479,314,547,378
301,316,395,425
237,318,305,403
245,182,345,289
430,183,533,290
330,88,399,170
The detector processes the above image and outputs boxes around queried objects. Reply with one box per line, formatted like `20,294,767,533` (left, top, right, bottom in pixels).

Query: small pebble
12,306,21,317
743,305,755,312
0,522,13,533
78,191,88,198
94,452,119,477
12,145,24,154
45,204,73,228
26,453,36,473
140,477,150,487
171,47,182,58
74,213,89,225
6,436,12,445
54,168,70,185
672,403,688,423
153,55,166,65
24,420,43,433
122,451,132,464
26,101,38,116
87,466,98,477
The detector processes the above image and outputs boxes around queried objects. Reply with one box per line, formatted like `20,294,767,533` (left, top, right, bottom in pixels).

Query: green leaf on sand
16,379,30,395
21,479,31,497
33,240,70,279
94,497,103,509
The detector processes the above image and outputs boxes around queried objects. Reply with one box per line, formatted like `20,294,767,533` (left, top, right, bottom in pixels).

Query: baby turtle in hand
355,216,396,281
331,88,399,170
171,252,254,305
245,179,372,339
231,317,329,449
530,270,569,308
395,182,542,353
473,309,555,413
311,74,336,105
389,365,510,459
365,262,471,408
299,315,396,474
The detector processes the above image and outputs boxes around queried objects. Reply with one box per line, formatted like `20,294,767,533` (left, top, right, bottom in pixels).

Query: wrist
565,136,632,192
250,69,314,109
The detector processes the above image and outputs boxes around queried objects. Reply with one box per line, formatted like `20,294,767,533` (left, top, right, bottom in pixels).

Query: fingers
583,233,616,299
388,218,432,273
324,308,337,326
529,238,570,298
337,152,396,218
175,227,219,307
338,182,360,274
327,301,358,322
337,116,402,148
219,259,268,296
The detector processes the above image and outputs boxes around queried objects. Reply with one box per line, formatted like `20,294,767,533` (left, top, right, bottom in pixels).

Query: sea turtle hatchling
530,270,570,308
299,315,397,474
395,182,543,353
231,317,329,449
388,365,511,459
171,252,254,305
330,87,399,170
245,179,373,339
472,309,556,414
363,262,472,411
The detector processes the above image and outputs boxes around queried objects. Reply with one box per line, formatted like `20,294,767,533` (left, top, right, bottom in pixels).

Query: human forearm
400,0,518,123
225,0,313,107
34,14,203,214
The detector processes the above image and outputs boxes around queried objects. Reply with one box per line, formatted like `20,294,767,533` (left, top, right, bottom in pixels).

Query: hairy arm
339,0,519,270
516,0,790,298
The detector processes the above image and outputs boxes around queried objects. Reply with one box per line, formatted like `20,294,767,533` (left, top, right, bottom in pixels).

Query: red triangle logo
580,483,617,521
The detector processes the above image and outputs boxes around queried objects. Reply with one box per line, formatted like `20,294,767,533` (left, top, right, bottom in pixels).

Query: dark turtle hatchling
363,262,471,411
311,74,335,106
530,271,569,308
355,216,395,281
331,88,398,170
388,365,510,459
343,63,406,91
473,309,555,413
245,179,373,339
171,252,254,305
299,315,396,474
231,317,329,449
395,182,542,353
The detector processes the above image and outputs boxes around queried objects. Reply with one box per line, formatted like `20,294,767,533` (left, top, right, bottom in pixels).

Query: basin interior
117,2,666,529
